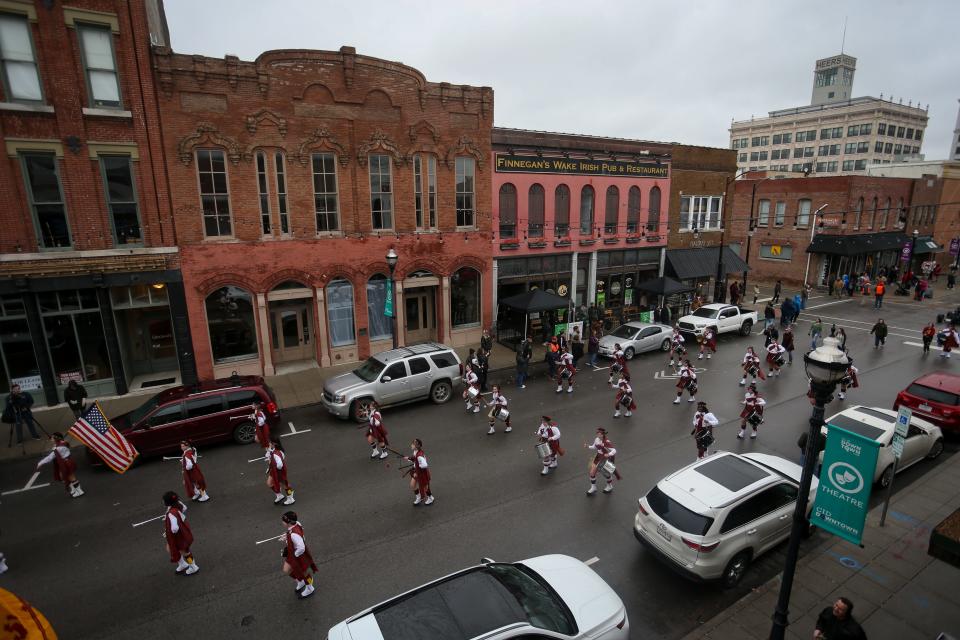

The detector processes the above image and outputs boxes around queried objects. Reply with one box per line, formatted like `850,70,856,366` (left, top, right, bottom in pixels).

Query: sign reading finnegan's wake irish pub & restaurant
495,154,669,178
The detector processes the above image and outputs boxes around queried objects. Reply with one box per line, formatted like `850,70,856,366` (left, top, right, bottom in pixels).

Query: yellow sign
770,245,782,256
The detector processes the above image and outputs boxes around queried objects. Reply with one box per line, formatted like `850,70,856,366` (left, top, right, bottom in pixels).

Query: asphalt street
1,291,957,639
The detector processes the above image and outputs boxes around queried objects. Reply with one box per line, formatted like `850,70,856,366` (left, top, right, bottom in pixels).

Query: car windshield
646,485,714,536
610,325,638,339
907,383,960,406
692,308,719,319
353,358,386,382
126,395,160,424
486,564,577,635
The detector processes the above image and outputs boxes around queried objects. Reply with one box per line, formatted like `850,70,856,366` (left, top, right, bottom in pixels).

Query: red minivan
894,372,960,436
102,375,281,459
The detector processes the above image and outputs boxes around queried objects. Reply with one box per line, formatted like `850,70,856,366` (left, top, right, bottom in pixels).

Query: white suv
634,452,818,587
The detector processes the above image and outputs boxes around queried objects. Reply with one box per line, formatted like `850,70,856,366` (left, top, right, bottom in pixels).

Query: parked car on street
100,375,280,459
326,554,629,640
820,406,944,487
677,303,757,339
598,321,673,359
322,343,462,422
894,372,960,435
634,452,817,587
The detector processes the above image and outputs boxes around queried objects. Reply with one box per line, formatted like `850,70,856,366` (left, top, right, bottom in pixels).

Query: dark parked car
93,375,281,461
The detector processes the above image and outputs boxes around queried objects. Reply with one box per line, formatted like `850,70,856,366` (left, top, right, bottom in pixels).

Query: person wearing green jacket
871,319,888,348
809,318,823,350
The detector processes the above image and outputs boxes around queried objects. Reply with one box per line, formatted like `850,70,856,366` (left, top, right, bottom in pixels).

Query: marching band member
691,402,719,460
366,401,389,460
251,401,270,449
486,385,512,435
405,438,434,506
667,327,686,368
555,346,576,393
162,491,198,576
463,364,481,413
740,346,765,386
698,326,718,360
280,511,318,599
536,416,562,475
607,343,628,386
613,375,636,418
941,325,959,359
35,432,83,498
266,439,295,506
180,440,209,502
837,362,859,400
766,338,787,377
738,384,766,439
673,359,698,404
585,427,620,495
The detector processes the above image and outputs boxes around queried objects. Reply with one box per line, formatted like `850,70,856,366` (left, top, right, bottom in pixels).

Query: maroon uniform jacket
284,523,318,580
181,448,206,496
164,505,193,562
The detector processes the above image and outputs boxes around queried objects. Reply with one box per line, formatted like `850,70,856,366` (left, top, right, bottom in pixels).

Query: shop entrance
269,302,313,364
112,285,180,390
404,287,436,344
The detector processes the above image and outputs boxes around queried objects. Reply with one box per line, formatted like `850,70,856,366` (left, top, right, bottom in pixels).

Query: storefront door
405,288,436,344
270,304,312,363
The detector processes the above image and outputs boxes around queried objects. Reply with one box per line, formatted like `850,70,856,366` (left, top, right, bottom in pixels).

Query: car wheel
232,421,256,445
879,464,895,488
722,551,752,588
740,320,753,336
430,381,452,404
927,438,944,460
660,338,671,352
353,397,375,423
624,347,635,360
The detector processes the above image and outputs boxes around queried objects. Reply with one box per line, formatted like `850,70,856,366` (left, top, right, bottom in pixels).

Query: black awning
665,246,750,280
914,236,943,254
498,289,570,313
634,276,694,296
806,231,908,256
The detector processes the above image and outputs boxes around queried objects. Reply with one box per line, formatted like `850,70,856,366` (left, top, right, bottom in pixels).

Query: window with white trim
273,152,289,234
21,152,71,248
774,201,786,226
455,157,475,227
326,279,355,347
0,12,41,102
413,154,437,230
99,155,141,245
796,199,811,227
312,152,338,232
77,23,120,107
197,149,232,237
679,195,723,231
256,151,271,235
369,154,392,230
757,199,770,227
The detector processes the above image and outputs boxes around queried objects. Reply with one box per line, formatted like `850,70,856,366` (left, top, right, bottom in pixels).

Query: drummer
486,385,512,435
535,416,562,475
585,427,620,496
463,363,481,413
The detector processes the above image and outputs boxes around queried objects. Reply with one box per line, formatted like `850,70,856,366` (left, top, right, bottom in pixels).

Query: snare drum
467,386,480,399
600,459,616,478
774,355,786,366
535,442,552,458
495,407,510,422
748,412,763,427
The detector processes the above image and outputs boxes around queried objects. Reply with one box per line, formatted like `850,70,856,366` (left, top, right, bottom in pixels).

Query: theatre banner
495,154,669,179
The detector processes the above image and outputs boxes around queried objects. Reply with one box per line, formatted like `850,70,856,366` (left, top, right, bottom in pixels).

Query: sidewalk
682,452,960,640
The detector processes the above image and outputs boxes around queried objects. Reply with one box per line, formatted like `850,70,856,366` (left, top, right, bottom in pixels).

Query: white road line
131,514,165,528
24,471,40,489
1,471,50,496
804,299,854,310
584,556,600,566
797,313,921,333
791,317,917,340
279,420,312,438
903,341,943,351
255,534,285,545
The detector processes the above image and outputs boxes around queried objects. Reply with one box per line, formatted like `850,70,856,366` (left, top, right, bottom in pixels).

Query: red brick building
0,0,195,406
150,40,494,378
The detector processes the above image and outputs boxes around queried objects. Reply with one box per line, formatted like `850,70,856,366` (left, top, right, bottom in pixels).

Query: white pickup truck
677,303,757,338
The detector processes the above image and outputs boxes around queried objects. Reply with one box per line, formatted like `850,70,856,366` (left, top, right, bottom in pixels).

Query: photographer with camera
4,384,40,444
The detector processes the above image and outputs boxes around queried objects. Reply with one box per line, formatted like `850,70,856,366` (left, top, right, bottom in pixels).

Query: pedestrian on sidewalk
752,284,760,304
266,439,295,505
802,283,811,308
729,281,740,306
180,440,209,502
809,318,823,350
570,325,584,368
772,280,782,303
870,318,888,348
948,270,956,289
63,380,88,419
480,328,493,354
163,491,198,576
587,330,599,368
515,338,531,388
814,597,867,640
874,280,886,308
921,322,936,354
280,511,318,599
3,384,40,444
35,432,84,498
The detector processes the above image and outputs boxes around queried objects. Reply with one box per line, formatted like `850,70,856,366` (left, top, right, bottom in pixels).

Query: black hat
282,511,298,524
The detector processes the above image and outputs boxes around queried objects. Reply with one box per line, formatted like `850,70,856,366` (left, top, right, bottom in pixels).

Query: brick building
0,0,195,406
150,35,494,379
727,175,935,287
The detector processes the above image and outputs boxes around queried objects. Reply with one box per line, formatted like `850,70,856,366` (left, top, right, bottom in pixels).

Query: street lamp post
769,337,850,640
386,248,399,349
910,229,919,276
802,204,830,290
714,169,750,304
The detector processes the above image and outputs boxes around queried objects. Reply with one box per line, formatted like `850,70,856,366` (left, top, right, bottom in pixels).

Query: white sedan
598,321,673,359
327,554,629,640
821,406,944,488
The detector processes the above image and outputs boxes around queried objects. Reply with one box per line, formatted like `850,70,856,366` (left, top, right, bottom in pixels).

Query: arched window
647,186,661,231
627,186,641,233
870,197,878,228
579,185,595,235
528,184,545,238
326,278,355,347
853,197,863,228
881,198,891,228
205,286,258,364
451,267,480,328
554,184,570,237
604,186,619,235
498,183,517,239
897,198,904,228
366,274,392,341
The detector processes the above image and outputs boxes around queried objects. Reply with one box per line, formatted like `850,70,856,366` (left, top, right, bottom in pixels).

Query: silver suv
633,452,818,587
322,343,462,422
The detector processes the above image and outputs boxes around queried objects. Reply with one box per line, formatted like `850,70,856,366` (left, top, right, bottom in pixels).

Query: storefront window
327,279,356,347
366,275,392,341
205,286,258,364
528,184,545,238
451,267,480,328
555,184,570,237
499,183,517,239
579,186,594,235
41,291,112,384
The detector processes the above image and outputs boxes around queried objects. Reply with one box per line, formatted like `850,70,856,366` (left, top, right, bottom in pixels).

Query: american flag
69,402,138,473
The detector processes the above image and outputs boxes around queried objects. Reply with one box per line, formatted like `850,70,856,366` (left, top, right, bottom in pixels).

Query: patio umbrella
634,276,694,296
499,289,571,342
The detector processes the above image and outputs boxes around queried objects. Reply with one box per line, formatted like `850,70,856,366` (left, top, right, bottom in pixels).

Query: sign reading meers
812,423,881,545
495,154,669,178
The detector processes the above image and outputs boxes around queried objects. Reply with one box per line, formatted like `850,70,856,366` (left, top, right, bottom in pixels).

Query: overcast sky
164,0,959,158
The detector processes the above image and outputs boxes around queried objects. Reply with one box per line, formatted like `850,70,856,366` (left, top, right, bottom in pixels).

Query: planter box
527,241,547,249
499,242,520,251
578,239,596,246
603,238,619,245
929,508,960,569
554,239,571,248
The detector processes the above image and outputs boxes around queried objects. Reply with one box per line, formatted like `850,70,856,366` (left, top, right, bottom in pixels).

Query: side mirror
381,376,392,382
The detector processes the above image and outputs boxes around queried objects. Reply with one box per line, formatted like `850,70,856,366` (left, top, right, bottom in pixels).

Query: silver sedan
598,322,674,359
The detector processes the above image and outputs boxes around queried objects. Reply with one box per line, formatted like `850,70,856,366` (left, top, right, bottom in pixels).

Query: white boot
673,397,681,404
424,495,434,505
465,402,472,411
603,482,614,494
413,494,422,505
487,425,495,435
504,425,512,432
707,353,711,359
613,410,621,418
473,405,480,413
737,429,745,439
838,392,845,399
379,450,389,459
295,580,305,592
750,431,758,439
567,386,573,393
688,396,696,403
370,447,380,458
625,410,632,417
0,555,7,575
274,493,285,504
185,562,199,575
556,385,562,393
541,466,549,475
299,583,315,598
283,492,296,505
698,353,703,360
739,378,746,385
668,360,674,366
549,459,558,468
586,484,597,496
175,558,189,573
197,491,210,502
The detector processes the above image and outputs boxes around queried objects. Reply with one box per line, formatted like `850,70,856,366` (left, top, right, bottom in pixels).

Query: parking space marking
584,556,599,566
131,514,165,528
279,421,312,438
255,533,285,545
1,471,50,496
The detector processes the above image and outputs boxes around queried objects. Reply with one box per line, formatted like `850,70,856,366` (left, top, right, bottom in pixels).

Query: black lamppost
910,228,919,275
770,337,849,639
386,248,399,349
714,169,749,303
